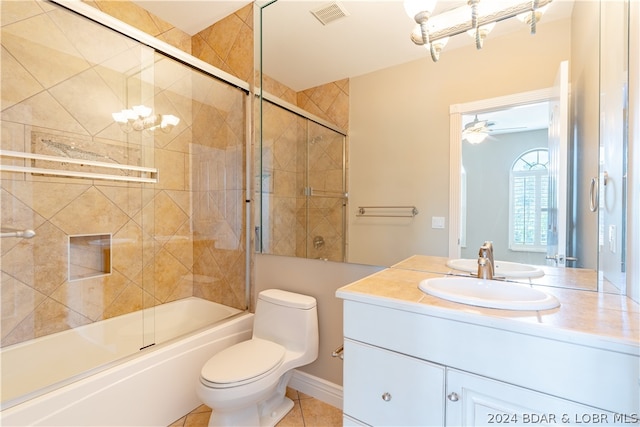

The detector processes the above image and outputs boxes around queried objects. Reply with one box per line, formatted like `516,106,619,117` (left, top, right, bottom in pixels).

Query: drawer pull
447,392,459,402
381,392,392,402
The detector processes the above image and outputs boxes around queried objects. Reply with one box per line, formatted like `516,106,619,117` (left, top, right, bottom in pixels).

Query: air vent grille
310,2,350,26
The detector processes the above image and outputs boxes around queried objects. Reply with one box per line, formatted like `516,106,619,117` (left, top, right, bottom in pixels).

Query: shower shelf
0,150,158,183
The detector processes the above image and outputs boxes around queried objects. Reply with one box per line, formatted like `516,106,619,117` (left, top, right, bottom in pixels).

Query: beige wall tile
1,0,249,349
1,46,43,111
1,0,45,27
2,13,91,88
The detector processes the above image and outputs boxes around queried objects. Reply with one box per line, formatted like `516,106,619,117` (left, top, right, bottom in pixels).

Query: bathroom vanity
336,256,640,426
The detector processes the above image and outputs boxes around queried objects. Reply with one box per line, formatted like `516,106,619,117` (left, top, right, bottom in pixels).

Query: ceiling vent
310,2,350,26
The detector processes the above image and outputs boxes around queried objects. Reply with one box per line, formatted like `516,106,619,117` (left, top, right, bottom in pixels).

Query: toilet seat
200,339,285,389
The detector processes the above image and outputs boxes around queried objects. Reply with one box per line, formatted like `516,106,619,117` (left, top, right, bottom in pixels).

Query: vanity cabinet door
343,339,445,426
445,369,615,426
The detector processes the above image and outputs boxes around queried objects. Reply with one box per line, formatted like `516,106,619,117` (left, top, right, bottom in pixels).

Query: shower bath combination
1,0,252,424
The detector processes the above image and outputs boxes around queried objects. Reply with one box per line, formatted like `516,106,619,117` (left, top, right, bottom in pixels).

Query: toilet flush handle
331,344,344,360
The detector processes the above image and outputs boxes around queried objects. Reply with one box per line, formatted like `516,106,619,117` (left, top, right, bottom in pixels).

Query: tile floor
169,388,342,427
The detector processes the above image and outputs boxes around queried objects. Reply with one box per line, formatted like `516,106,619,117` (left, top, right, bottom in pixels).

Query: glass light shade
132,105,152,117
112,111,128,123
404,0,437,20
160,115,180,127
464,132,489,144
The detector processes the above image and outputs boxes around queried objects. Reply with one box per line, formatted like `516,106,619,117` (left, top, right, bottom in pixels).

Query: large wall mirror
256,0,636,297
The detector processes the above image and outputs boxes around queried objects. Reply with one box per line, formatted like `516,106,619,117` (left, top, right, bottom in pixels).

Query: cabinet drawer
343,339,445,426
446,369,616,426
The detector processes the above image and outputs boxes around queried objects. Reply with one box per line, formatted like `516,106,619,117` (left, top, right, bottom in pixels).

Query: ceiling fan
462,115,495,144
462,114,528,144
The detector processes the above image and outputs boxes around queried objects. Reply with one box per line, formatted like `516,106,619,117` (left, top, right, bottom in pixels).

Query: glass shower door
0,1,155,405
304,121,346,261
257,99,346,262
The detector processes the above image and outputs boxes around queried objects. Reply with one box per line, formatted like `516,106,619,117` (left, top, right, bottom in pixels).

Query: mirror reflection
460,103,551,266
258,0,632,295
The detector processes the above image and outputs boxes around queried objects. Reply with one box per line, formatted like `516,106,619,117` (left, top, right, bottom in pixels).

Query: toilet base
205,372,295,427
258,396,294,426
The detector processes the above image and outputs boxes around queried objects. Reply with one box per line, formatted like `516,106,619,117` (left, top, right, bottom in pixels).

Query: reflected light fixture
112,105,180,134
462,114,493,144
405,0,553,62
463,131,489,144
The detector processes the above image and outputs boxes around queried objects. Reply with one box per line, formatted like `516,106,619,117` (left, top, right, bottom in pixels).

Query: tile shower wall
1,0,246,347
257,40,349,263
84,0,192,54
86,0,351,261
44,0,347,304
258,102,346,262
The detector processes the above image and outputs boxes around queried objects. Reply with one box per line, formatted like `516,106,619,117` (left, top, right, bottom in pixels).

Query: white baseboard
289,370,343,410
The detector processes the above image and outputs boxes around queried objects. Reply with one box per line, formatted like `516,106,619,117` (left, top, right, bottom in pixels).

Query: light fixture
466,22,495,50
463,131,489,144
462,115,493,144
112,105,180,134
427,36,449,62
517,4,550,34
405,0,438,48
406,0,554,62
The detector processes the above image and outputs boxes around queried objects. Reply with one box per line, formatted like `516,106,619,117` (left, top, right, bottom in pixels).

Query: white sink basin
419,277,560,311
446,258,545,279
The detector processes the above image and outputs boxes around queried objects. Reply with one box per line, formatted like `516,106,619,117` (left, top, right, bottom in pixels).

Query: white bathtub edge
1,312,253,427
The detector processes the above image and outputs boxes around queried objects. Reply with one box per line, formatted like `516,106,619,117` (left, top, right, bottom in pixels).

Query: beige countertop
336,255,640,354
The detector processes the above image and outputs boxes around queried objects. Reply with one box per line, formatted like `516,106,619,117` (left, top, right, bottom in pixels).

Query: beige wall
255,254,382,386
348,18,571,266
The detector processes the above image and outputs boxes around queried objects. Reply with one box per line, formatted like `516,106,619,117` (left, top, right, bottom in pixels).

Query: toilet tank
253,289,318,357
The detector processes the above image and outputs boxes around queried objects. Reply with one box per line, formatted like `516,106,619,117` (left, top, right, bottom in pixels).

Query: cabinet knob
381,392,392,402
447,392,459,402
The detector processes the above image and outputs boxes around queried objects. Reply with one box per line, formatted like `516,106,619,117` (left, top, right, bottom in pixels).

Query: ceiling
133,0,573,132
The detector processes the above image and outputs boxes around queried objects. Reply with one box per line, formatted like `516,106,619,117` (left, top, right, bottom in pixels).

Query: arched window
509,148,549,252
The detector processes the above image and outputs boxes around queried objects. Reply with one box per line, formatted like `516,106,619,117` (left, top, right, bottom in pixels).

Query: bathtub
0,297,253,426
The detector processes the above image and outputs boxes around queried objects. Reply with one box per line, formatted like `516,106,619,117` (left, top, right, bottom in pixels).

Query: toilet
196,289,319,427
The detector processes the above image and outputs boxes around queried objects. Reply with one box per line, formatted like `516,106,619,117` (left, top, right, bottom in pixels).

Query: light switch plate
432,216,445,229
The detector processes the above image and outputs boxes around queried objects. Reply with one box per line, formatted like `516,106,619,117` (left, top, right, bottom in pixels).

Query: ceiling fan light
464,132,489,144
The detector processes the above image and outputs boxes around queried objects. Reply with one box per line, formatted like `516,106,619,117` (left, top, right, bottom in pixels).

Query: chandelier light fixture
405,0,553,62
112,105,180,134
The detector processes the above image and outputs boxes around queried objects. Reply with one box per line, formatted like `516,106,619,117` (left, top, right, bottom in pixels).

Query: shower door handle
589,177,598,212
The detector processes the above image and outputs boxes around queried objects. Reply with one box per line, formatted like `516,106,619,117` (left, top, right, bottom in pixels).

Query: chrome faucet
482,241,495,276
477,242,494,280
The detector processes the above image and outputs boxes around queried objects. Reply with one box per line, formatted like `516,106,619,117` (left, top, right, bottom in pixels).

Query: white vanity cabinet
343,339,445,426
341,298,639,426
445,369,615,426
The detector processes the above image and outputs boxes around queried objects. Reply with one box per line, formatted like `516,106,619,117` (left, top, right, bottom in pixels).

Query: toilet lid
200,339,285,385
